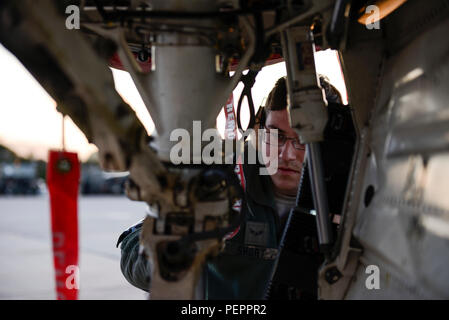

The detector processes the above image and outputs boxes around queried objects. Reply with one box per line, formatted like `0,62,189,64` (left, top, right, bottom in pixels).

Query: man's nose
279,140,297,161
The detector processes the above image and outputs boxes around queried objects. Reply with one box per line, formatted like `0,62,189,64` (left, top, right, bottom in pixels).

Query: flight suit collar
242,163,277,212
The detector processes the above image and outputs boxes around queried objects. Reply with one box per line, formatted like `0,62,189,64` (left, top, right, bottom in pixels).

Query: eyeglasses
263,129,306,151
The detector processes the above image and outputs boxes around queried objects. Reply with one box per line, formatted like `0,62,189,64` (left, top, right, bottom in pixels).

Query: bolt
325,267,342,284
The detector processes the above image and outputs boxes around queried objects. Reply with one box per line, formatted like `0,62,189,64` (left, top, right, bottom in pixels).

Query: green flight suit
118,163,282,299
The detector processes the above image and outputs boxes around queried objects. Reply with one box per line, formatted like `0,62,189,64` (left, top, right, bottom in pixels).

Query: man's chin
272,174,300,193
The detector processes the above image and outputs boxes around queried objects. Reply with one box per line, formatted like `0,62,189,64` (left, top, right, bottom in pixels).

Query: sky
0,44,346,162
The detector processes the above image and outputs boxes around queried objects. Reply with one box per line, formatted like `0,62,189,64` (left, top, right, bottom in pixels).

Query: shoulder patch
244,221,269,246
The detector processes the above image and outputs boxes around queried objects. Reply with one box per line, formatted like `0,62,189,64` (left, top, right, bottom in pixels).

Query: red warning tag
47,150,80,300
224,94,246,191
224,94,245,240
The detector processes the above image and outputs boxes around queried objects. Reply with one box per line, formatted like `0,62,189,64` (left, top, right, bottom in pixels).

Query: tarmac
0,195,149,300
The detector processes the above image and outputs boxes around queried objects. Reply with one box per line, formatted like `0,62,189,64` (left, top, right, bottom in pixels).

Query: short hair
265,75,343,112
265,77,287,112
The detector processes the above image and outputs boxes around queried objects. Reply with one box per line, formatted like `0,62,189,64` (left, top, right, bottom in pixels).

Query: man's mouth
278,167,300,175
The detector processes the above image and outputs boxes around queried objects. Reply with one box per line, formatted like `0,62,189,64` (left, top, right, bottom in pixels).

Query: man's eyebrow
266,125,286,133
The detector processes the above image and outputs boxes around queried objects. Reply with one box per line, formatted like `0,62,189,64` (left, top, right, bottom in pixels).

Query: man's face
264,109,306,196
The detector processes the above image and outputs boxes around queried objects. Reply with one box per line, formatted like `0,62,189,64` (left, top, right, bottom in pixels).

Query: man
260,76,306,229
117,76,340,299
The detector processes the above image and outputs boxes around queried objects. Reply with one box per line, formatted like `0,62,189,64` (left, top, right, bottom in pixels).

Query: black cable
236,70,258,131
263,161,310,299
236,10,268,133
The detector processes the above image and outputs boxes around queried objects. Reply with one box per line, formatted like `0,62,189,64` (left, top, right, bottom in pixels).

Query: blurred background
0,42,346,299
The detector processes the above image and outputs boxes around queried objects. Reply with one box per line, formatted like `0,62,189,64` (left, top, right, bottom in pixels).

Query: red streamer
47,150,80,300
